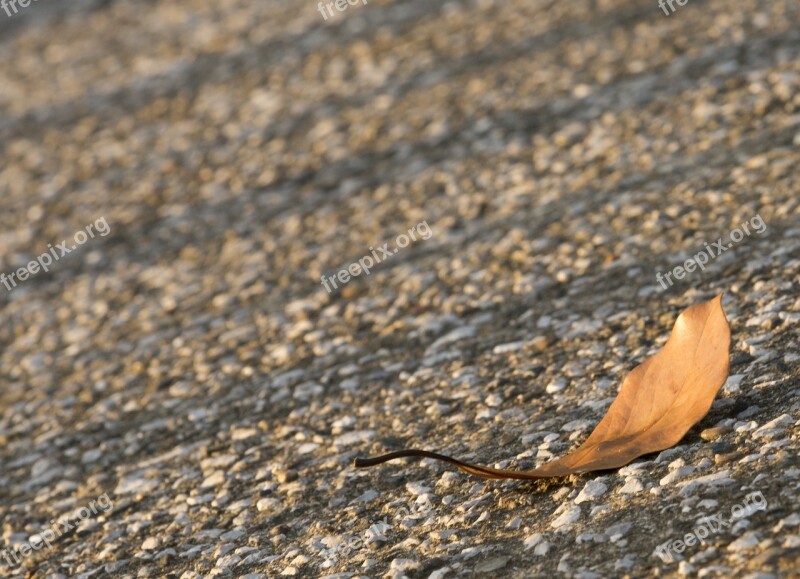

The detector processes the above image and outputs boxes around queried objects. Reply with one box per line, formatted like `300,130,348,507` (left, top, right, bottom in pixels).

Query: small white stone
660,466,695,486
618,477,644,495
334,430,375,446
546,378,567,393
437,471,460,489
332,415,356,430
141,537,160,550
614,554,636,570
389,558,419,572
727,531,759,551
200,471,226,489
575,480,608,504
734,420,758,432
523,533,544,550
607,523,632,542
678,561,695,576
115,473,158,496
695,457,713,470
485,393,504,407
256,498,281,513
82,449,103,464
493,341,526,354
474,556,510,573
506,516,523,530
293,442,315,455
753,414,793,439
406,481,432,496
618,463,646,476
186,493,214,506
696,499,718,509
773,513,800,532
782,535,800,548
221,528,245,541
655,448,682,463
561,419,593,432
723,374,744,393
415,493,435,508
355,490,378,503
428,567,451,579
668,458,687,470
429,327,476,351
430,529,457,542
231,428,259,441
551,505,581,529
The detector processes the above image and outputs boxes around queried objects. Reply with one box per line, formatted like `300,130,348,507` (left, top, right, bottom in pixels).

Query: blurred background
0,0,798,577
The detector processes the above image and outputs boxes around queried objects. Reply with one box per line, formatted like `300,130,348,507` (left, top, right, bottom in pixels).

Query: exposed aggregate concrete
0,0,798,577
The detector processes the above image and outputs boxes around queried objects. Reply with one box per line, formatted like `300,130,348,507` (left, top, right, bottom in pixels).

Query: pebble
200,471,226,489
574,480,608,503
728,532,760,552
723,374,745,393
274,469,298,484
485,393,504,407
606,523,632,542
115,473,159,496
546,378,568,394
614,554,636,570
474,556,510,573
753,414,793,439
506,516,523,530
700,425,732,441
523,533,544,550
618,477,645,495
773,514,800,532
142,537,161,551
551,505,582,529
334,430,375,446
406,482,432,497
389,558,419,572
660,466,696,486
256,498,282,513
493,341,527,354
220,528,245,542
428,327,476,352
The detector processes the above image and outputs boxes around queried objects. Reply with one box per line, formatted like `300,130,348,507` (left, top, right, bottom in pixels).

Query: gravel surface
0,0,799,577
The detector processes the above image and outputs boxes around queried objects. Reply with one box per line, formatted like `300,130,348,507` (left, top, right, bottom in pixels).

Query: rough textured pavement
0,0,799,577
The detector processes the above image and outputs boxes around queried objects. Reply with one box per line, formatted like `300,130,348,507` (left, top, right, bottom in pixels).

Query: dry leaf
354,295,730,480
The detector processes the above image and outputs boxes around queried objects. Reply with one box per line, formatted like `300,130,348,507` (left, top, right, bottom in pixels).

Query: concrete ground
0,0,798,577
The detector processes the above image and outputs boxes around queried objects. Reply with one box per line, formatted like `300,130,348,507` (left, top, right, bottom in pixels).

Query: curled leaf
354,295,731,480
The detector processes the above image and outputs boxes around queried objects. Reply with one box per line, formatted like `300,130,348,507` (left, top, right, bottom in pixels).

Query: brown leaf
354,295,731,480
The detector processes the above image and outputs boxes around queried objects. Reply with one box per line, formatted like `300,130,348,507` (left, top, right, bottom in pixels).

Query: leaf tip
712,293,729,320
